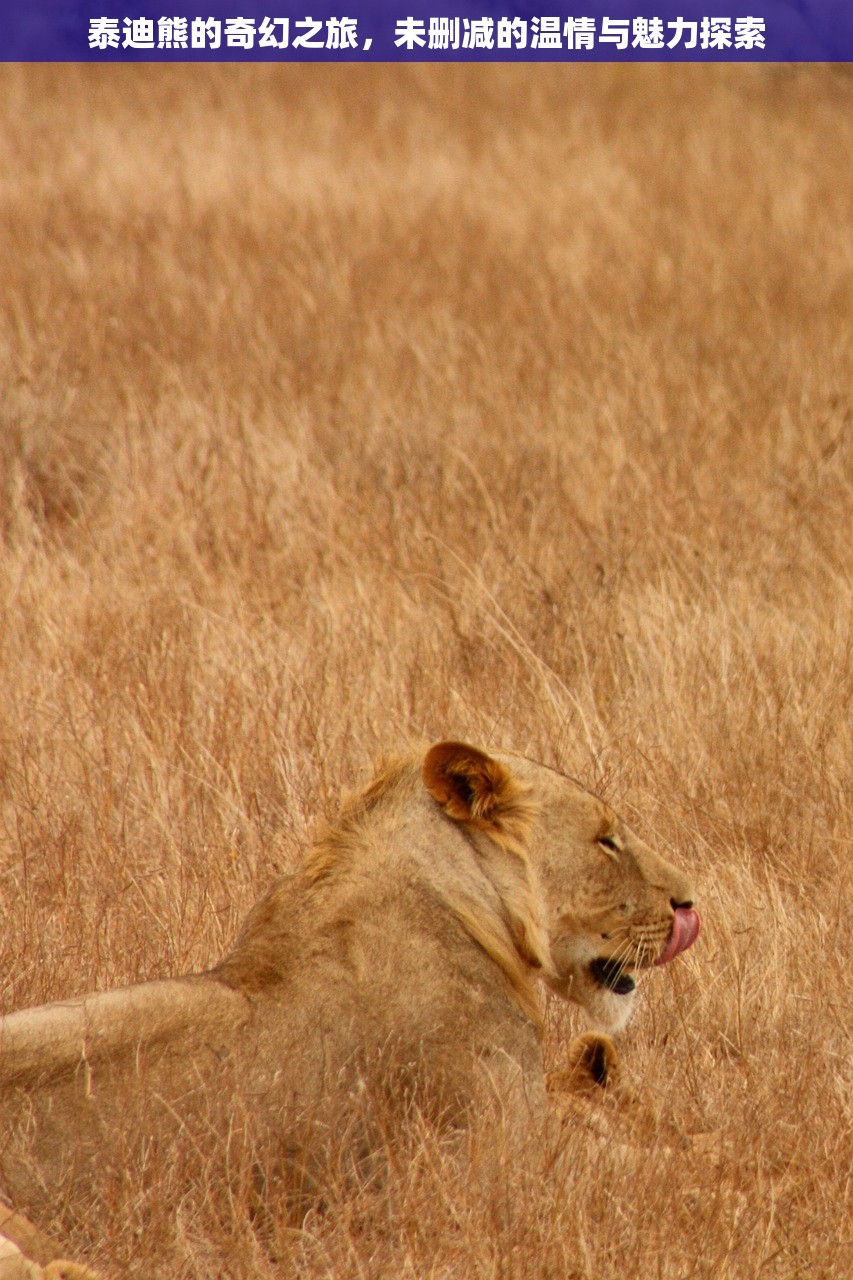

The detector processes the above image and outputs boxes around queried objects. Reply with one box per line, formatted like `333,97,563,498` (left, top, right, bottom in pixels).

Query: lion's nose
671,896,694,911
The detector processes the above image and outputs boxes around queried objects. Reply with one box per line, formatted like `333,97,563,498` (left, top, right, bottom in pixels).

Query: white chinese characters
88,16,365,51
88,15,768,55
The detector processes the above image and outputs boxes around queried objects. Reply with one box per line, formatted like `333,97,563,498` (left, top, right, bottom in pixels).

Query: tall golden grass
0,63,850,1277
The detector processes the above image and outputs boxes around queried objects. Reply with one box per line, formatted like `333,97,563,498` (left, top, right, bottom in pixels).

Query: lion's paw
547,1032,621,1096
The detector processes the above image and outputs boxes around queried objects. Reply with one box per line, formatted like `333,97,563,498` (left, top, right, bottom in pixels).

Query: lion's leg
0,1205,104,1280
0,1232,41,1280
545,1032,634,1141
0,1206,58,1270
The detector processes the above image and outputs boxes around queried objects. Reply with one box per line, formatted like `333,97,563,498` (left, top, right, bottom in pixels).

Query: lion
0,741,699,1264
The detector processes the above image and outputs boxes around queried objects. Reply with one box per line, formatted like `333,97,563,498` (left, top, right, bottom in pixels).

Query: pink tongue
654,907,701,967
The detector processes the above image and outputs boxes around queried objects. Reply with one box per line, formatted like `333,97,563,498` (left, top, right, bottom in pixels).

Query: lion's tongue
654,907,701,967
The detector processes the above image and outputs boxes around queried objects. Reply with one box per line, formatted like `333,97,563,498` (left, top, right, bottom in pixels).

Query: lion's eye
598,835,620,854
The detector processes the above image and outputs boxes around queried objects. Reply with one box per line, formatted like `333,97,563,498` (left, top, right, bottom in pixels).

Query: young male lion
0,742,699,1264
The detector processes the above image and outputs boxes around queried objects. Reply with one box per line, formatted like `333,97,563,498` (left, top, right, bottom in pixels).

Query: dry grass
0,63,850,1278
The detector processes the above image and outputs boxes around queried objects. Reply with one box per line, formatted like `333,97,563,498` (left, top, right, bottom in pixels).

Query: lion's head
423,742,699,1033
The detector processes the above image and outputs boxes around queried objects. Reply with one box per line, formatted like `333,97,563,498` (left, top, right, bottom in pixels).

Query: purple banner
1,0,851,59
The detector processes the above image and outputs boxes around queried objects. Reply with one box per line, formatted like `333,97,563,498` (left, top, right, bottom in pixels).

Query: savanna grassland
0,64,850,1278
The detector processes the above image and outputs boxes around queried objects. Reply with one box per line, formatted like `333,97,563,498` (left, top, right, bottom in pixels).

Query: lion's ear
423,742,550,979
422,741,519,827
